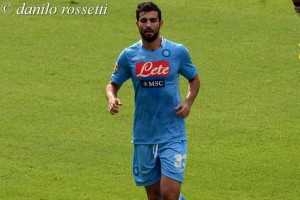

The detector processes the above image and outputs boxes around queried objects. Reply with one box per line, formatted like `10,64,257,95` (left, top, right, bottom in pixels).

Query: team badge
162,49,171,57
133,167,139,176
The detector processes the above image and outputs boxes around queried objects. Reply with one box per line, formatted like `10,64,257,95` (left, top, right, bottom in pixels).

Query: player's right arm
106,48,130,115
106,81,123,115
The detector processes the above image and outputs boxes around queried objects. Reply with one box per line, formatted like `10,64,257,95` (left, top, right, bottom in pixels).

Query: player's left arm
175,74,200,118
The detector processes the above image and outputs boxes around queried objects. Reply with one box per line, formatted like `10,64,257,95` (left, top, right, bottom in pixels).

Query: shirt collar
139,36,166,48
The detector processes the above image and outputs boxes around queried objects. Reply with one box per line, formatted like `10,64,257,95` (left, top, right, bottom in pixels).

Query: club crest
162,49,171,57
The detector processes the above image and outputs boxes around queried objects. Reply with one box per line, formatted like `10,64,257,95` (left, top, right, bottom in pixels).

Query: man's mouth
144,29,153,34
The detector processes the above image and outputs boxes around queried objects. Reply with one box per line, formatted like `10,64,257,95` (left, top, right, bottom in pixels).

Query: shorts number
174,154,187,169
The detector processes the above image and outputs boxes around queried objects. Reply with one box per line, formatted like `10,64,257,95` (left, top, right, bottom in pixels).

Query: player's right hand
108,98,122,115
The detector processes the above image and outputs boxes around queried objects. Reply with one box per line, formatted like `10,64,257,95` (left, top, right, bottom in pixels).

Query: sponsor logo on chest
141,79,165,88
136,61,170,78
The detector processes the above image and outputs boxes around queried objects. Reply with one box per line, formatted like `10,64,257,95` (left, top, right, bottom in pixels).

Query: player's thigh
160,175,181,199
144,180,161,200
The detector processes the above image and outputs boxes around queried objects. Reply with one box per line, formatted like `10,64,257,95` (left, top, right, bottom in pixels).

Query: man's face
136,11,163,43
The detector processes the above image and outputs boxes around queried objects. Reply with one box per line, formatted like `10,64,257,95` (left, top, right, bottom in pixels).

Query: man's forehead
139,11,159,19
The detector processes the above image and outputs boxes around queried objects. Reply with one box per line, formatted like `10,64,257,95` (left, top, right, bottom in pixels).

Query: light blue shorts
132,140,187,186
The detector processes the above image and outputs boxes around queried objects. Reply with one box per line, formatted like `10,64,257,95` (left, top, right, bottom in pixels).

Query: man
105,2,200,200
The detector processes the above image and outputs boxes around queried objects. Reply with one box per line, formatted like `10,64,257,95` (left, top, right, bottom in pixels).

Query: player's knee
161,188,180,200
146,192,162,200
146,190,161,200
161,193,180,200
145,183,161,200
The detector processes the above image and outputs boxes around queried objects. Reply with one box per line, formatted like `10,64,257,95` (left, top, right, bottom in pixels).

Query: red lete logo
136,61,170,78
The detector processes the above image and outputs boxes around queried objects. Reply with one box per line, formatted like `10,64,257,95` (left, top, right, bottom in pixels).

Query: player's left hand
174,101,191,118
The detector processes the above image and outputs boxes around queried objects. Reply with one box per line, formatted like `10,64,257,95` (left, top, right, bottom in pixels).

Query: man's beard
140,28,160,43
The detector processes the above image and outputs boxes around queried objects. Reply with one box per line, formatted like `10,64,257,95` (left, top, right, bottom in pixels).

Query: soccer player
105,2,200,200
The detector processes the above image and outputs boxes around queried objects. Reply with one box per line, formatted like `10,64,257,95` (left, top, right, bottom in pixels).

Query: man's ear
160,20,163,28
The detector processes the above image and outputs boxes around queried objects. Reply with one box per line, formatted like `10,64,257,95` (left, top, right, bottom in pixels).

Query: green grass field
1,0,299,199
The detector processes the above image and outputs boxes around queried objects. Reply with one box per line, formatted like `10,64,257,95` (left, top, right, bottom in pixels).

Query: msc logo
141,79,165,88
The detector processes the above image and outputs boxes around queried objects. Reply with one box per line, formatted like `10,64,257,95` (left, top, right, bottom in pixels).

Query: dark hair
136,2,161,21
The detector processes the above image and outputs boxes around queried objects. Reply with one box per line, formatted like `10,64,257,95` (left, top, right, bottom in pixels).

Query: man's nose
146,20,151,27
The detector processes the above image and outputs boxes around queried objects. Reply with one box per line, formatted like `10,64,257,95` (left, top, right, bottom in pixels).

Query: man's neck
142,36,162,51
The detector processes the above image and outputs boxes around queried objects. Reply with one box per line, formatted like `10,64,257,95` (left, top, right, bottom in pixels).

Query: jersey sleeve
178,44,197,79
110,49,131,84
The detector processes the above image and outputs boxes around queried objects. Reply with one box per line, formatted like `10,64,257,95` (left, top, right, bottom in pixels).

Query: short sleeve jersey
111,37,197,144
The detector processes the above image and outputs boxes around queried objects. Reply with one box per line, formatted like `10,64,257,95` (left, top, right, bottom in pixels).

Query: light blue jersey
111,37,197,144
